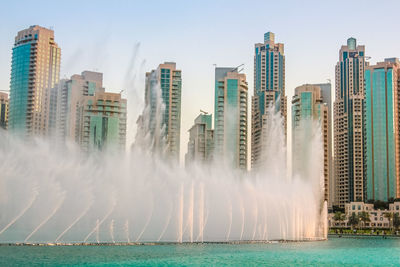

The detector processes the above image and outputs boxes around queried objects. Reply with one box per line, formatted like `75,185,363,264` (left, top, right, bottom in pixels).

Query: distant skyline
1,0,399,161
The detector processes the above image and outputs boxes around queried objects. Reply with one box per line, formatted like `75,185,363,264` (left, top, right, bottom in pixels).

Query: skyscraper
144,62,182,160
54,71,103,143
185,113,214,165
0,92,8,129
365,58,400,201
75,88,127,152
292,84,331,204
8,25,61,136
214,67,248,169
334,38,366,207
252,32,287,169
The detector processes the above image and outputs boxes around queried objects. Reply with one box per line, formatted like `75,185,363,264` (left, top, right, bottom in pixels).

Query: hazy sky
1,0,399,162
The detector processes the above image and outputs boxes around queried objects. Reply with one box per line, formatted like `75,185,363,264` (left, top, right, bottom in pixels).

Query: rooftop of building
15,25,56,45
0,92,9,100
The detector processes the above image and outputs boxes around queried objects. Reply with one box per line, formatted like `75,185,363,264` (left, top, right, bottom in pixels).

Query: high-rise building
185,113,214,165
334,38,366,207
365,58,400,201
54,71,103,143
292,84,331,204
252,32,287,169
144,62,182,160
0,92,9,129
214,67,248,169
75,88,127,152
316,83,334,206
8,25,61,136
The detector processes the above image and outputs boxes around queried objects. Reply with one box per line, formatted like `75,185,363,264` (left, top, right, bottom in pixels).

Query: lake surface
0,237,399,266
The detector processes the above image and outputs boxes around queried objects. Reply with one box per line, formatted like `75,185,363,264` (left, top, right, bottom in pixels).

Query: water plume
0,60,326,243
24,191,66,242
0,187,38,236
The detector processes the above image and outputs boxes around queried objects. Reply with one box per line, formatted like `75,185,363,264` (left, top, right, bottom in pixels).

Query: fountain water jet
110,219,115,243
0,187,38,236
124,220,130,243
135,192,154,242
24,192,66,243
0,91,327,243
83,198,116,243
55,199,94,243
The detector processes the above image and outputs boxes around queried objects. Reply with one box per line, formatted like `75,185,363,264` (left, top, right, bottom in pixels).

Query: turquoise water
0,237,399,266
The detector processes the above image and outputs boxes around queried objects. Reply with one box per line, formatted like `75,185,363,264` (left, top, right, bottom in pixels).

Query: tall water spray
0,55,326,243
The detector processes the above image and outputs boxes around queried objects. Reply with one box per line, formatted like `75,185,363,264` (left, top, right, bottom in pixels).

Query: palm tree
333,212,346,227
348,213,359,230
384,212,394,231
359,211,370,230
393,213,400,231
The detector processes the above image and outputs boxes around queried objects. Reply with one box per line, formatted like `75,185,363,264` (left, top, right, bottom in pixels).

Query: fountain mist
0,109,326,243
0,51,326,243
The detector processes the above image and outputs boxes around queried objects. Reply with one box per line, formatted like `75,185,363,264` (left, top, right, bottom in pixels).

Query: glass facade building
75,88,127,152
8,25,60,136
214,67,248,169
252,32,287,169
365,58,400,201
144,62,182,160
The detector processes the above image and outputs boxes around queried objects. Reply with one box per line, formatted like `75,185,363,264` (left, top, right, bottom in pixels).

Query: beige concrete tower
214,68,248,169
54,71,103,143
144,62,182,160
334,38,366,207
292,84,331,205
185,113,214,166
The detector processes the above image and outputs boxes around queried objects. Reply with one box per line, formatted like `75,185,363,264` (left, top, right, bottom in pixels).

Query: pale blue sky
1,0,399,160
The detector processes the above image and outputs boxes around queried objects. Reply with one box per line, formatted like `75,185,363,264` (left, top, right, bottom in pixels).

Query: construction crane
200,109,208,115
232,63,244,73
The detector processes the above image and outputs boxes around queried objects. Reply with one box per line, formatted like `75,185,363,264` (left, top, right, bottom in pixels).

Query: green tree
348,213,359,230
384,212,394,231
359,211,370,229
374,200,388,210
393,213,400,230
333,211,346,227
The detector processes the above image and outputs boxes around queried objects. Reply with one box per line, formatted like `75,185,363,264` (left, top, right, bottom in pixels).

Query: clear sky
1,0,399,162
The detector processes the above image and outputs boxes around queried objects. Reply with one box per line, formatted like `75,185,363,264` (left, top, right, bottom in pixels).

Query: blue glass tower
365,58,400,201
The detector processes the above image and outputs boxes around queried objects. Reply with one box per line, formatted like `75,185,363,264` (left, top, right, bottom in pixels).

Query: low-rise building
329,201,400,229
0,92,8,129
